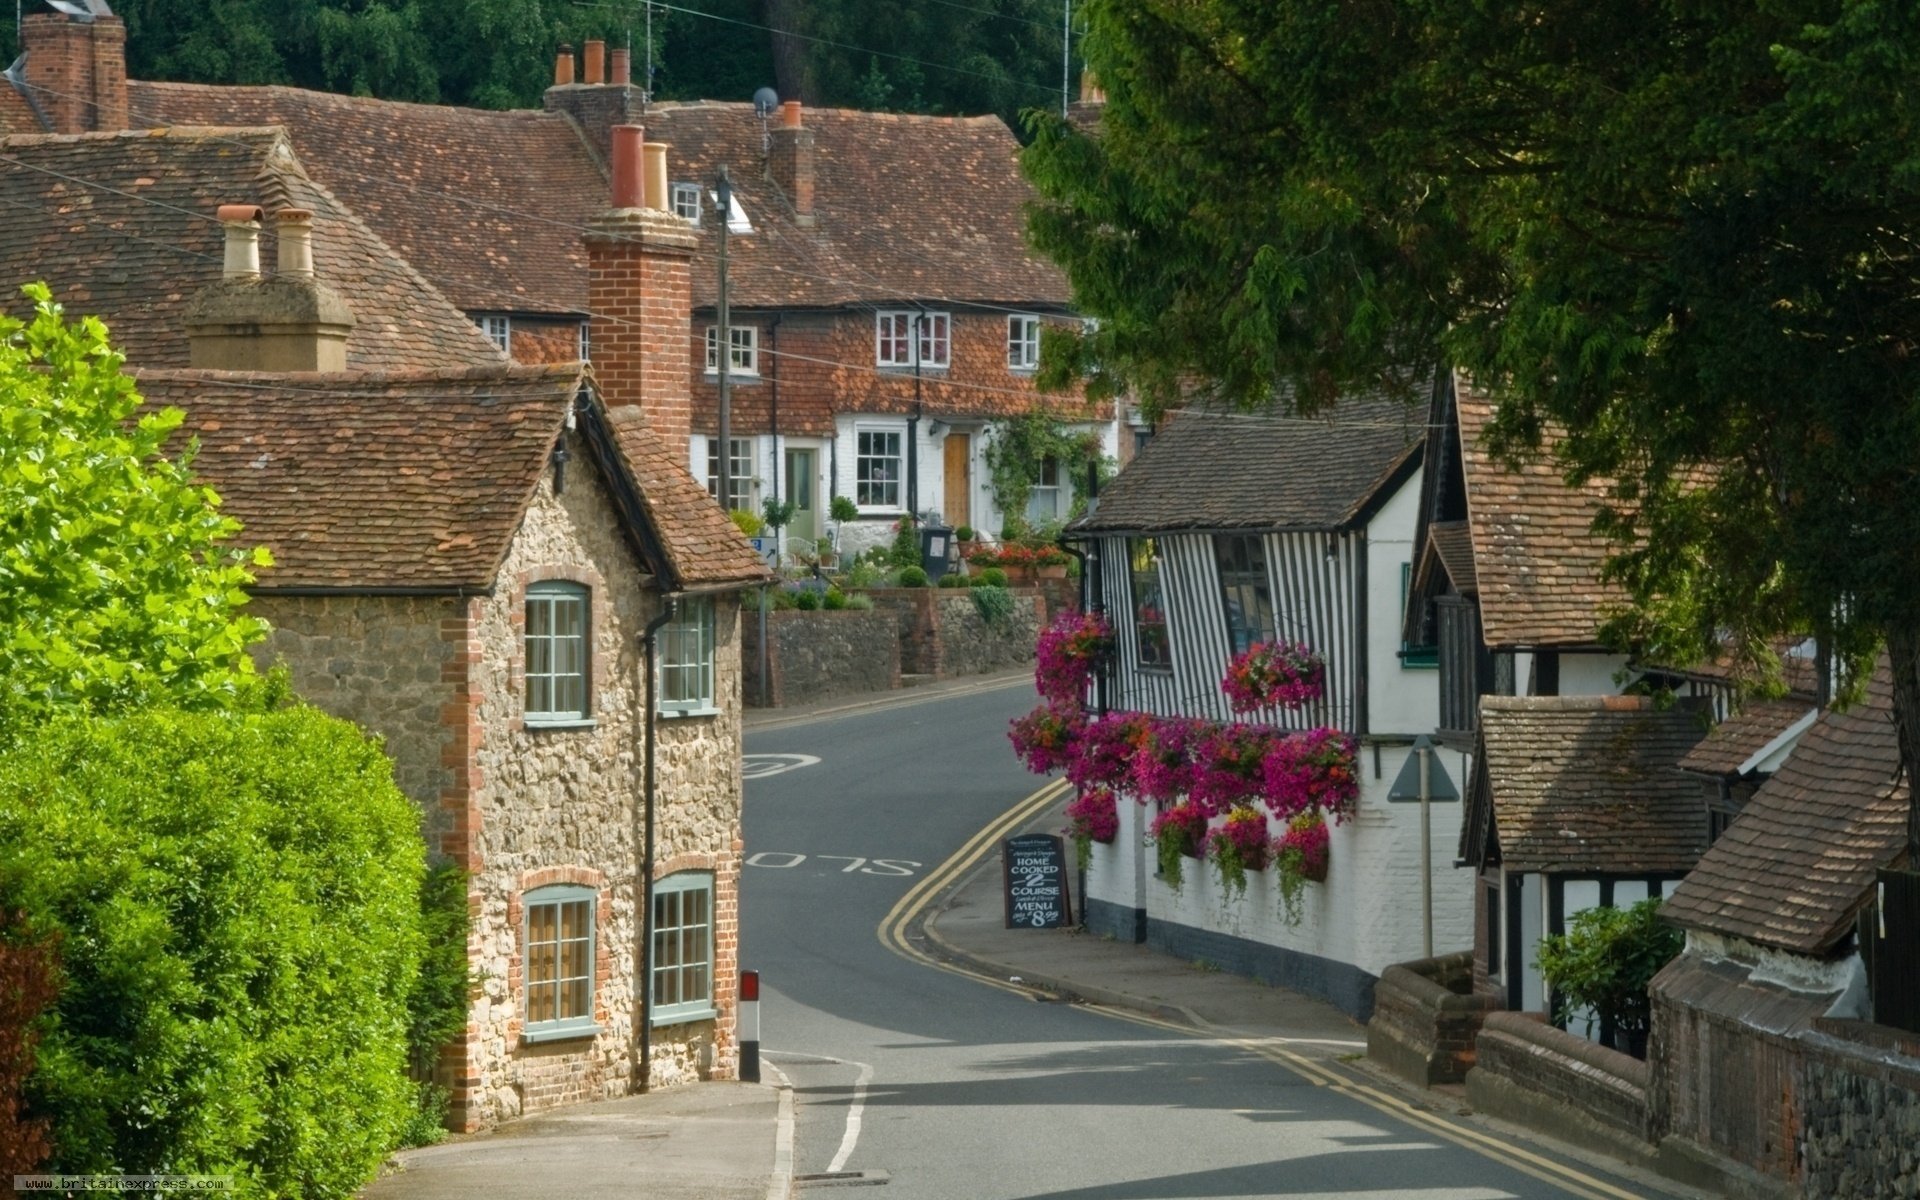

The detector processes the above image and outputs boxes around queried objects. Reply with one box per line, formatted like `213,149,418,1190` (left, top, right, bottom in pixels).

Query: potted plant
1275,810,1330,925
829,494,858,560
954,524,979,559
1149,799,1207,891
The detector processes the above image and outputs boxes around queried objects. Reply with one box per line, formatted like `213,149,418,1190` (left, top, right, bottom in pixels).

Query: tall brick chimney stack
19,8,129,134
584,125,696,446
768,99,815,226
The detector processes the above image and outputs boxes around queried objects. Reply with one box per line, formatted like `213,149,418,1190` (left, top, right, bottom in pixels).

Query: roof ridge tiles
1480,694,1654,713
131,361,581,387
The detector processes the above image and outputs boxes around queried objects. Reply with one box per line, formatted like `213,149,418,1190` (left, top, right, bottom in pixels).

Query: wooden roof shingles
1663,665,1910,957
1073,396,1423,535
1473,695,1709,875
0,127,504,371
1455,381,1623,648
140,363,579,591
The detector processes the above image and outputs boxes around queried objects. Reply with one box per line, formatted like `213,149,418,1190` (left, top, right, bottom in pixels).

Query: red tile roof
1457,379,1625,648
138,363,580,591
127,82,604,318
0,127,505,371
603,406,772,591
1675,698,1818,778
1467,695,1709,875
1663,665,1910,956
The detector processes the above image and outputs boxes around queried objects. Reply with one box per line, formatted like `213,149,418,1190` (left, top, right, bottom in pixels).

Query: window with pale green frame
659,598,717,715
526,581,590,722
524,883,598,1043
651,872,716,1025
1401,562,1438,668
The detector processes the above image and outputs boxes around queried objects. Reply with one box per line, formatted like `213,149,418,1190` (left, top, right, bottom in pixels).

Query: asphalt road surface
742,681,1690,1200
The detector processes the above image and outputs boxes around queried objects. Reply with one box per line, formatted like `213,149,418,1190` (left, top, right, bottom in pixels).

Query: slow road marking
744,753,821,780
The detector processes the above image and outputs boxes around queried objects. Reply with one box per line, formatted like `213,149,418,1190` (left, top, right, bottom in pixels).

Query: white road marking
744,753,821,780
763,1050,875,1178
745,852,922,876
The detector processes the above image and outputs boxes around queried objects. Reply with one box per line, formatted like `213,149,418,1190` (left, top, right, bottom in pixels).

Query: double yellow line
880,779,1655,1200
876,776,1070,997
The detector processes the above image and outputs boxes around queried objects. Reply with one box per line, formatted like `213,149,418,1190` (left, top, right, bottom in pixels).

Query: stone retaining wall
1466,1010,1651,1163
1367,952,1501,1086
742,608,900,707
865,587,1046,678
1798,1019,1920,1198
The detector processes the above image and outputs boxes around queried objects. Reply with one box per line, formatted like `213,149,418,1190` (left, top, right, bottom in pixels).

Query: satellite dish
752,87,779,118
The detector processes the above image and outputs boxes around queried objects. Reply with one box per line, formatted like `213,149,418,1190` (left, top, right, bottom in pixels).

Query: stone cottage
0,118,769,1128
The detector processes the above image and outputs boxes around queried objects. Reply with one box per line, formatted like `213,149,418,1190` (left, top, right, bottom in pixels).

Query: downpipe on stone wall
637,597,678,1092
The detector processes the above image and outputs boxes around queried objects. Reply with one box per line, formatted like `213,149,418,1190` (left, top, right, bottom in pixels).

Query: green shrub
970,584,1015,625
980,567,1009,588
795,589,822,611
829,495,859,524
0,707,428,1195
889,519,921,569
843,561,883,590
822,589,848,611
937,573,969,589
399,863,472,1146
844,594,875,611
728,509,764,537
954,525,976,542
898,566,930,588
1536,898,1681,1058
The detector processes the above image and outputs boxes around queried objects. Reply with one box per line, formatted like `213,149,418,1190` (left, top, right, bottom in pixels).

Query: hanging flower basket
1260,727,1360,822
1065,787,1120,872
1008,705,1082,774
1222,641,1327,714
1189,723,1279,816
1068,711,1151,792
1204,806,1273,900
1034,610,1113,711
1149,800,1208,890
1280,810,1331,882
1132,717,1203,802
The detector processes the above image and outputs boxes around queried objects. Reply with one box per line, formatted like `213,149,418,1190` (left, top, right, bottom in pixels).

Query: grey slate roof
1465,695,1710,875
1663,664,1910,957
1072,395,1423,534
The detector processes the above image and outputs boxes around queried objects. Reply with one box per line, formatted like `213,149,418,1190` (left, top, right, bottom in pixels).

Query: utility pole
907,312,922,519
716,165,733,517
1061,0,1071,118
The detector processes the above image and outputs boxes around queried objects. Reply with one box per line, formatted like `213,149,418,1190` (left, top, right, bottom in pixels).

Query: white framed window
855,427,903,509
704,325,759,376
526,581,589,723
658,597,717,716
705,436,754,512
524,883,597,1042
650,872,715,1025
480,314,511,354
1026,455,1061,523
577,321,591,362
875,311,950,369
671,182,702,224
1008,314,1040,370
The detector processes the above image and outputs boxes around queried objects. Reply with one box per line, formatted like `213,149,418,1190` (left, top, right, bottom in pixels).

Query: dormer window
671,183,702,224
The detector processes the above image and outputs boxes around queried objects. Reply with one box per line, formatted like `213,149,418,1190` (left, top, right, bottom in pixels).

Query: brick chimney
584,125,696,445
768,99,815,226
185,206,357,372
543,40,640,172
19,8,129,134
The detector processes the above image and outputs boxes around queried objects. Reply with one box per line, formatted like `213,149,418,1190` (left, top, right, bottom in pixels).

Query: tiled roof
1471,695,1709,875
1071,395,1423,533
0,127,504,370
1430,520,1476,594
125,87,1073,317
1676,699,1818,778
603,405,772,590
1663,665,1909,956
127,83,603,318
1457,380,1624,648
646,101,1070,310
137,363,580,591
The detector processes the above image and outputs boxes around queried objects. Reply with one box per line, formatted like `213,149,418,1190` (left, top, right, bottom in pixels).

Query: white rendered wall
1363,470,1437,736
1558,652,1633,696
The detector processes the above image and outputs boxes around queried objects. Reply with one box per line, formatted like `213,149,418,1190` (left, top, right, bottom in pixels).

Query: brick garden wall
1466,1011,1650,1147
1367,952,1501,1087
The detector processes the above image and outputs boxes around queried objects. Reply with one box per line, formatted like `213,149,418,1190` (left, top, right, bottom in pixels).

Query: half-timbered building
1066,396,1468,1019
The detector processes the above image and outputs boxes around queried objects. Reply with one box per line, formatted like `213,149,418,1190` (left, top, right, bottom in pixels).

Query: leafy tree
0,284,268,733
1023,2,1920,857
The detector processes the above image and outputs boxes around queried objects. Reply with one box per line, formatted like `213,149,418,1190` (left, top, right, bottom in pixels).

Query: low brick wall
1466,1011,1652,1163
1367,952,1501,1086
741,608,901,708
1798,1019,1920,1198
866,587,1046,677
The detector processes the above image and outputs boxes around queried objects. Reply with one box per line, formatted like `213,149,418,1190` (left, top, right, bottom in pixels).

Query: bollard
739,969,761,1083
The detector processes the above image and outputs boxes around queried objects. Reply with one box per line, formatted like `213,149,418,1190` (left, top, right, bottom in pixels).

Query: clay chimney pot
781,100,802,129
643,143,670,212
554,44,575,87
275,209,316,280
583,40,605,86
216,204,266,279
611,47,631,86
611,125,645,209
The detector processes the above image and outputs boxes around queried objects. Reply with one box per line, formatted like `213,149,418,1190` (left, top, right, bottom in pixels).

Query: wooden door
784,448,817,542
942,432,971,529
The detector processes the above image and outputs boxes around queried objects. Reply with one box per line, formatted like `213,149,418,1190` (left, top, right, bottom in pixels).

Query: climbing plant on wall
983,412,1113,535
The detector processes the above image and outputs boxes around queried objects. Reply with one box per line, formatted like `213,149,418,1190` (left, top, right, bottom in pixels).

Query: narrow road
742,681,1687,1199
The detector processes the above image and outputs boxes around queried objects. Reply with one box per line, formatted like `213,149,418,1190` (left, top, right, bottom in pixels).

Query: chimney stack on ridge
187,204,356,373
19,7,129,134
768,98,814,225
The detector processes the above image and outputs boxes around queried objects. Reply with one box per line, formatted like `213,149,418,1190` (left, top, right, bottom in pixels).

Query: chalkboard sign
1003,833,1071,929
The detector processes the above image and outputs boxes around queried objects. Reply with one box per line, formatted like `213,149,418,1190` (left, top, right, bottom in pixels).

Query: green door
785,448,817,543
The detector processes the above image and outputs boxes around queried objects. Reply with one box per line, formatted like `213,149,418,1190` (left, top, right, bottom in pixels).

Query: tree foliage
0,707,428,1196
1023,2,1920,850
1537,899,1683,1057
0,284,268,734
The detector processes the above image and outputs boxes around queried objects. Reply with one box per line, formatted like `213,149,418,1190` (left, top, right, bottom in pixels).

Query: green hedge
0,706,428,1197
